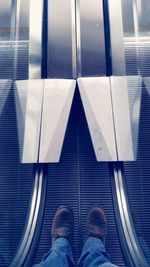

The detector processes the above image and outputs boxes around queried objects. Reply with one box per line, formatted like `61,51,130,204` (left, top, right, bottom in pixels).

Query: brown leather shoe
52,205,74,243
85,205,107,243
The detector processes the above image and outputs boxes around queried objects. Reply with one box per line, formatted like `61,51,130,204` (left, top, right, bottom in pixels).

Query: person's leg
78,237,118,267
78,206,118,267
33,206,74,267
33,238,74,267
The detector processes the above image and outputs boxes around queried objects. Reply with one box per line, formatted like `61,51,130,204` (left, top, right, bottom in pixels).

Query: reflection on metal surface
39,79,76,163
0,0,12,40
15,80,44,163
29,0,44,79
78,77,117,161
47,0,74,78
77,0,106,76
111,164,149,267
11,0,29,40
0,0,29,79
47,0,106,78
5,0,20,79
10,0,21,41
107,0,126,75
110,77,134,161
124,36,150,43
121,0,150,76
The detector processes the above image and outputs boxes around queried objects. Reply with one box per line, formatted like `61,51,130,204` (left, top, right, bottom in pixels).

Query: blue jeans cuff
52,238,73,255
82,237,106,253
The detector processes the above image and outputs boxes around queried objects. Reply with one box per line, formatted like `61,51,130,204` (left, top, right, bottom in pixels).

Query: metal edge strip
9,165,45,267
11,0,21,80
107,0,126,76
18,165,46,266
71,0,77,79
29,0,44,79
75,0,81,77
110,162,149,267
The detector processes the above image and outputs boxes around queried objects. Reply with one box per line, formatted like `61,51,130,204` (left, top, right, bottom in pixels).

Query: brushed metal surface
47,0,74,78
107,0,126,76
29,0,43,79
77,0,106,76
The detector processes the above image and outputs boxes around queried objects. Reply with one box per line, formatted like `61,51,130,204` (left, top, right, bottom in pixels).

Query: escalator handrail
110,162,149,267
10,164,45,267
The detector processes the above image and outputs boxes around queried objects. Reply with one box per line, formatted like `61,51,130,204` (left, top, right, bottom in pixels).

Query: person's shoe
52,205,74,244
85,205,107,243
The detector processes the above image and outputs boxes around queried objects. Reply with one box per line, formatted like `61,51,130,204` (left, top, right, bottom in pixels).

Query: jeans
33,237,118,267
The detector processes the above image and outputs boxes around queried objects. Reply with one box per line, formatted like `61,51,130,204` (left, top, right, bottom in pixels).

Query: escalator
0,0,150,267
33,89,125,266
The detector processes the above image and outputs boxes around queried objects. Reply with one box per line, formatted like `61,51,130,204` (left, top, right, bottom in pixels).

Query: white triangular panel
78,77,117,161
110,77,134,161
39,79,76,163
15,80,44,163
